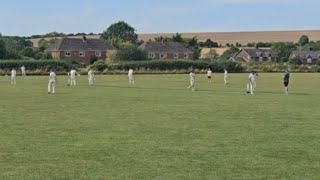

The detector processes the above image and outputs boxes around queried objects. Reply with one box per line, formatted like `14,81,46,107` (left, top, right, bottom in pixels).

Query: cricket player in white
69,69,80,86
224,69,228,85
207,68,212,83
248,71,256,95
128,68,134,85
11,68,17,85
20,66,26,76
88,69,95,86
48,70,56,94
188,71,195,91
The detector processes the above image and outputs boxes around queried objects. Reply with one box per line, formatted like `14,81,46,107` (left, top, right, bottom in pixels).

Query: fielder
20,65,26,76
69,69,80,86
11,68,17,85
88,68,95,86
283,69,290,95
207,68,212,83
128,68,134,85
224,69,228,85
248,71,257,95
48,70,57,94
188,70,195,91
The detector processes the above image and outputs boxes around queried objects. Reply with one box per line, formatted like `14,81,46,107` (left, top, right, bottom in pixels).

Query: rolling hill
30,30,320,47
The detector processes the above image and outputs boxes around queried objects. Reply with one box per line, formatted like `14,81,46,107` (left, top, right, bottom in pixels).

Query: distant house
46,36,115,65
229,48,279,62
289,50,320,64
139,41,194,60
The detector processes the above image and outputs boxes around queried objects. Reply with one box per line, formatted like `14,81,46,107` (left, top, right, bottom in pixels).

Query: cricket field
0,73,319,179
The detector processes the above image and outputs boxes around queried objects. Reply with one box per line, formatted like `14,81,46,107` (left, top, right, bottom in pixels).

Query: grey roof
139,42,193,53
47,38,115,51
230,57,247,62
291,51,320,59
239,48,278,58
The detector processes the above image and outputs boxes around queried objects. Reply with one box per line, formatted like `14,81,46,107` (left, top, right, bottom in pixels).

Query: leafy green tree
116,44,147,61
0,38,6,59
201,39,218,48
300,41,320,51
22,47,36,57
271,42,296,61
298,35,309,46
154,36,172,42
38,38,56,51
247,43,255,47
235,42,242,47
34,52,52,60
220,47,239,60
101,21,138,43
172,33,183,43
45,31,65,38
186,37,198,47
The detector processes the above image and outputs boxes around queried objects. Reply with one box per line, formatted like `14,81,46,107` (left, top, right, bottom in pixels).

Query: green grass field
0,73,319,179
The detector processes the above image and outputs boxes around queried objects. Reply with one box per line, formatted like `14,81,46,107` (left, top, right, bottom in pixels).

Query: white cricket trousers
48,80,56,93
224,76,228,84
128,76,134,85
70,78,76,86
189,80,195,88
88,77,94,86
249,81,254,94
11,77,16,85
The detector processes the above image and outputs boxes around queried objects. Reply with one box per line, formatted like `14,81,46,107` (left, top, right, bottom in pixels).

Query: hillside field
30,30,320,47
0,73,319,179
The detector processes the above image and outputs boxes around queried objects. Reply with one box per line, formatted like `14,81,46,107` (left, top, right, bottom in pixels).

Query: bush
90,56,99,64
0,60,72,71
288,58,302,65
116,44,148,61
91,60,108,71
107,60,244,73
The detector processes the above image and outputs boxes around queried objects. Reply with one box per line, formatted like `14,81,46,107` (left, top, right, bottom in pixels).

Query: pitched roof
47,37,115,51
230,57,247,62
240,48,278,58
291,50,320,59
139,41,193,53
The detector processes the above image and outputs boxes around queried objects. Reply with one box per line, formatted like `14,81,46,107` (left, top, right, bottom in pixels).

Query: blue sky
1,0,319,36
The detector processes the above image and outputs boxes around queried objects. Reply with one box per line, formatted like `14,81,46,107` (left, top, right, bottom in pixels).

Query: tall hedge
107,60,244,72
0,60,72,71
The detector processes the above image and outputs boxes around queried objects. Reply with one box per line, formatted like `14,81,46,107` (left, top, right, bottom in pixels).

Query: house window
184,53,189,59
259,57,263,62
160,53,167,59
79,51,85,57
65,51,71,57
95,51,101,57
174,53,179,59
148,53,155,58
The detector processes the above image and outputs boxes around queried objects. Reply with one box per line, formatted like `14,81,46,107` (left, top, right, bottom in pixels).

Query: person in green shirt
283,69,290,95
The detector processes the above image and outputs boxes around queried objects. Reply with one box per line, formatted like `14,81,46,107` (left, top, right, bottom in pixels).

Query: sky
0,0,319,36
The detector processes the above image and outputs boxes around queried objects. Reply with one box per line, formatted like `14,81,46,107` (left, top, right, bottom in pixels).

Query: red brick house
46,36,115,65
139,41,194,60
229,48,279,62
289,50,320,64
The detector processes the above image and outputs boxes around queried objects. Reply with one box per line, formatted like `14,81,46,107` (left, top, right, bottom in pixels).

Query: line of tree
28,32,101,39
0,33,52,60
